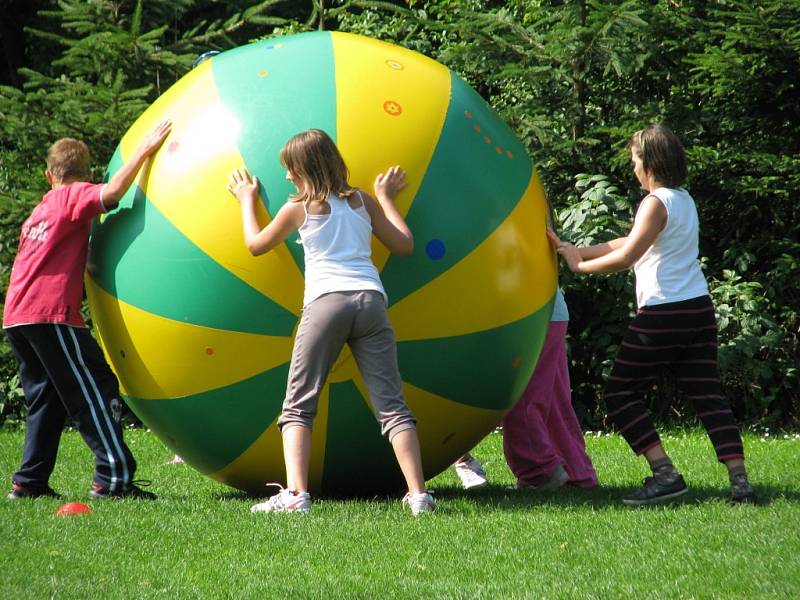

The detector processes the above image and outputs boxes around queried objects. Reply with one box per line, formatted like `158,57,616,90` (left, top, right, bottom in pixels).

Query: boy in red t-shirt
4,120,171,500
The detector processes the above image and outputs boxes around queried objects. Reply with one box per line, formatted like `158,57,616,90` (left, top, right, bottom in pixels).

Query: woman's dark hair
628,124,687,188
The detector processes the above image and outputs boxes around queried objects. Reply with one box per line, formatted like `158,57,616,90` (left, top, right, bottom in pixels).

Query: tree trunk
573,0,587,144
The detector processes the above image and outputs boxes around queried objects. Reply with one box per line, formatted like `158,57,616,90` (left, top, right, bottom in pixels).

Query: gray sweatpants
277,290,416,441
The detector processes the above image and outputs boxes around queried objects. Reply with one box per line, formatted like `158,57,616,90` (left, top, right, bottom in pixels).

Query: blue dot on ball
426,239,446,260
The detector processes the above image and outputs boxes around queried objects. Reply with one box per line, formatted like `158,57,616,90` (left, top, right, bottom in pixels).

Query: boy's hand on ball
140,119,172,156
374,165,408,201
227,168,259,203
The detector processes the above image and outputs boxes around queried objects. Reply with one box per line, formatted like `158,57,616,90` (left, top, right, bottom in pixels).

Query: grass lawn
1,427,798,599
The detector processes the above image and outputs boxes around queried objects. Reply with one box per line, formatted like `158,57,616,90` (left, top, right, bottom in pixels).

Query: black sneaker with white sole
622,474,688,505
729,473,757,504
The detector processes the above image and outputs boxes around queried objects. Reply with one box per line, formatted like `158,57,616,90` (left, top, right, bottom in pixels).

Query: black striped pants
604,295,745,463
5,323,136,490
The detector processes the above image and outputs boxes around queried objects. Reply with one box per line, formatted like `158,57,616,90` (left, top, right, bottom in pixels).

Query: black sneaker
90,480,157,500
7,480,62,500
622,474,688,505
730,473,757,504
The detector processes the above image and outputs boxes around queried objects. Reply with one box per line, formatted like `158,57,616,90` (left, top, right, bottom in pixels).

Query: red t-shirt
3,181,106,328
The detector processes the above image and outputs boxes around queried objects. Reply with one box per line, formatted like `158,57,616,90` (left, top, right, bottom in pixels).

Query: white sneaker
251,486,311,514
454,456,488,489
539,464,569,491
403,491,436,516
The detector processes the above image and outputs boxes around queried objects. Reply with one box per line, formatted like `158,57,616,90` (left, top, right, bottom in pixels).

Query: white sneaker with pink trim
454,456,488,489
251,486,312,514
403,491,436,516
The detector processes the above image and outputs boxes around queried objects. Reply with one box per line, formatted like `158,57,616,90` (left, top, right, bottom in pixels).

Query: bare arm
365,165,414,256
548,196,667,274
227,168,303,256
103,120,171,208
578,237,627,260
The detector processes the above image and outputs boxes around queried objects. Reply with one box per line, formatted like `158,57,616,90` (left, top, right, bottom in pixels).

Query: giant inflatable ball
87,31,556,495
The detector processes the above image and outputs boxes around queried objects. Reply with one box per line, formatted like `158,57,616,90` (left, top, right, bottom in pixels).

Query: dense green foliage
1,428,799,598
1,0,797,426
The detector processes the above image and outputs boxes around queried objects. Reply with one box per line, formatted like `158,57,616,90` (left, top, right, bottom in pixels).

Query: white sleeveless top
297,191,386,307
633,187,709,308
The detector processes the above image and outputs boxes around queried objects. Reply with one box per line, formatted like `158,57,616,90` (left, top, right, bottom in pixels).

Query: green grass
1,427,798,599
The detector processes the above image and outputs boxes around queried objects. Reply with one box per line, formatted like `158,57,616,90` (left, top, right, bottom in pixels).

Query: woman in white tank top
226,129,435,516
548,124,755,505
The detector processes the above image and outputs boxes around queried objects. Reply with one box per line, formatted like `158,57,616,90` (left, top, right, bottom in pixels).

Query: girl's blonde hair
47,138,91,182
279,129,355,203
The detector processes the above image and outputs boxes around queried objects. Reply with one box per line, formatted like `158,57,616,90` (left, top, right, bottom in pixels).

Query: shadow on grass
210,481,798,509
430,483,632,510
214,488,275,502
428,482,800,509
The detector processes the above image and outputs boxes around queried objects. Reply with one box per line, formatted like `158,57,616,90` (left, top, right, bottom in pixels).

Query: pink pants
502,321,598,488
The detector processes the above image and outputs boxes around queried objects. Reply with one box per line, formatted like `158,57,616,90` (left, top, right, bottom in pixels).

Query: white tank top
633,187,709,307
297,191,386,307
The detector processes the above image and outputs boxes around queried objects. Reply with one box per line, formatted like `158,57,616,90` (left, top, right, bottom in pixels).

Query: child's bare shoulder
279,199,308,224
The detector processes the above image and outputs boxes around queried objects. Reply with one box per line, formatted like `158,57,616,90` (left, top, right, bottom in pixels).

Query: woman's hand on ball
227,168,260,203
546,229,583,272
558,243,583,272
545,229,561,250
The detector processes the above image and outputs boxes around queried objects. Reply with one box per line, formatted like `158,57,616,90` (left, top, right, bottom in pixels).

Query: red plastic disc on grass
55,502,92,516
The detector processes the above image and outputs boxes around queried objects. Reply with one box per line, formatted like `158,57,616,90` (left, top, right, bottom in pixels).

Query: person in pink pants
502,288,598,490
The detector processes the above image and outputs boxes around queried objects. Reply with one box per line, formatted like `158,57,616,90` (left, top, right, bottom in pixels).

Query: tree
337,0,800,424
0,0,306,423
1,0,797,425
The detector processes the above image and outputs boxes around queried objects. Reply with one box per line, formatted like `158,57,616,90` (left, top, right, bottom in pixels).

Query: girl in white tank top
226,128,435,516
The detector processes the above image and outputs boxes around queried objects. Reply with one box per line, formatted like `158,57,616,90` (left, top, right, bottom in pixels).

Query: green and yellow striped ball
87,31,556,495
